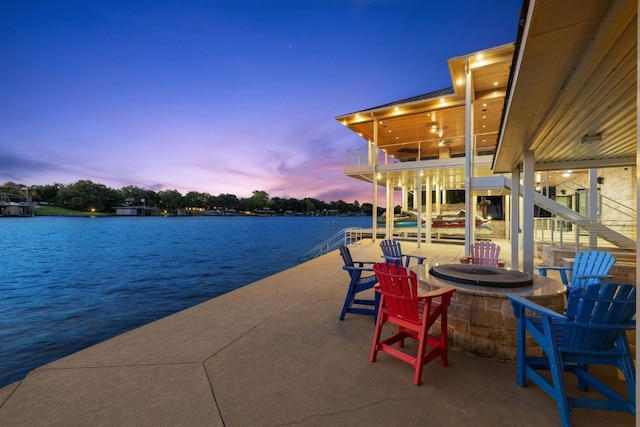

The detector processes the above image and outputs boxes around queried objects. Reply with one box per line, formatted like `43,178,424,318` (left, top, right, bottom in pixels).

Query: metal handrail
534,175,636,245
298,227,364,261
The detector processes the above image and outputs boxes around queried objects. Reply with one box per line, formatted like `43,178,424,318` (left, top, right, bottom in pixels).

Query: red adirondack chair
371,262,455,386
461,241,503,267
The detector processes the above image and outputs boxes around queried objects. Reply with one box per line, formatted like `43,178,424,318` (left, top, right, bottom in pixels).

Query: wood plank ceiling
494,0,637,173
337,44,514,162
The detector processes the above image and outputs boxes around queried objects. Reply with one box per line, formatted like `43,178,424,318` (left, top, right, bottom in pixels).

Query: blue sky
1,0,520,203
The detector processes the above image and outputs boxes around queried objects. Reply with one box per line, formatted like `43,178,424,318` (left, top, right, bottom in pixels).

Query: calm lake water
1,215,370,387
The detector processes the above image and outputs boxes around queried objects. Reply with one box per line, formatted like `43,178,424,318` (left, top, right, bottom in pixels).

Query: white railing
298,227,364,261
346,149,370,168
534,217,636,250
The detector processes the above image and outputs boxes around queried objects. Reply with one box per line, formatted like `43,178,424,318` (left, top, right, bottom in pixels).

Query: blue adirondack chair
508,283,636,427
379,239,425,268
535,250,615,296
338,245,379,321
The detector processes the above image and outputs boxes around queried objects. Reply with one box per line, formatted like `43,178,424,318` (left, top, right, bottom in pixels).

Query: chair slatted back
339,245,354,268
564,283,636,351
571,250,616,287
373,262,420,323
380,240,403,263
469,241,501,266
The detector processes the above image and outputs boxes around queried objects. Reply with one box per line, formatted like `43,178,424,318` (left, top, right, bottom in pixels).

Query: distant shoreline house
114,205,156,216
336,0,637,276
0,192,34,217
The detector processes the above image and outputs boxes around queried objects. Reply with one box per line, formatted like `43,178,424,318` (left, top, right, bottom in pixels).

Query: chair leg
413,324,428,386
339,280,357,320
617,335,636,405
439,305,448,367
339,294,354,320
514,306,527,387
373,292,380,324
370,310,385,362
545,330,572,427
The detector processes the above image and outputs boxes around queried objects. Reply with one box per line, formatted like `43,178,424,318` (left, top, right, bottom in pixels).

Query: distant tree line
0,180,376,216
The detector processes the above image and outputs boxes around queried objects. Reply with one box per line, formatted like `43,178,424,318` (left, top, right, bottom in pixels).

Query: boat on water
378,203,492,230
377,211,422,228
432,210,490,229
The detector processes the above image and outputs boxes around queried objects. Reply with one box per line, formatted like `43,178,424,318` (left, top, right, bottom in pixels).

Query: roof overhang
336,44,515,162
494,0,637,173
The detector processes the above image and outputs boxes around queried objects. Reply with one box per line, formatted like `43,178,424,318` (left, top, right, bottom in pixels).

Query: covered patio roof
494,0,637,173
336,0,636,190
336,43,514,164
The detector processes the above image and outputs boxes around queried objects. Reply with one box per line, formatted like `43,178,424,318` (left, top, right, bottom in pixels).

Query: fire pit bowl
429,264,532,288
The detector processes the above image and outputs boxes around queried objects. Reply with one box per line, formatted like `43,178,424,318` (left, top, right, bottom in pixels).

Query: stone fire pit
412,264,565,360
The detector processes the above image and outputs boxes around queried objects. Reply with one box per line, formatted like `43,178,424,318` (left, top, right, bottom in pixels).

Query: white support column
510,169,520,269
464,58,475,254
386,177,393,240
372,174,378,242
504,194,511,241
588,168,598,248
372,121,379,242
416,174,423,248
402,187,408,212
425,174,432,244
435,184,442,215
522,151,535,273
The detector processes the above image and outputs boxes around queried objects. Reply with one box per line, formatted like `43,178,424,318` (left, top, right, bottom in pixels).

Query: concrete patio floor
0,240,634,426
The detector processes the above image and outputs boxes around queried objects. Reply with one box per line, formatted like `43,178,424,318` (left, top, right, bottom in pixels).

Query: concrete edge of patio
0,241,634,426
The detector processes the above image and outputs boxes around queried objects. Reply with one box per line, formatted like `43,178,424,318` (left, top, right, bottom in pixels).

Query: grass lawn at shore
35,205,111,216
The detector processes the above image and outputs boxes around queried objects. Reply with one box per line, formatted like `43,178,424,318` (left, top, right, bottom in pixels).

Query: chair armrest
534,266,571,285
405,254,426,264
381,255,402,263
418,285,456,299
534,265,572,276
569,274,615,292
343,265,374,273
353,260,377,267
507,295,566,321
534,266,571,274
574,273,613,280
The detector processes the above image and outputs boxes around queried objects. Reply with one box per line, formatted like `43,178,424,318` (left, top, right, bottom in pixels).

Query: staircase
501,177,636,250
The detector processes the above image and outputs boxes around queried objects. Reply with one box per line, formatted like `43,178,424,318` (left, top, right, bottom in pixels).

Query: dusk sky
1,0,520,203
